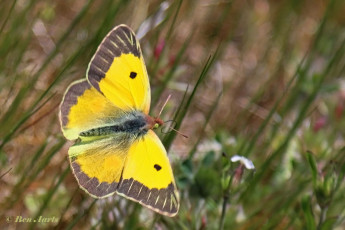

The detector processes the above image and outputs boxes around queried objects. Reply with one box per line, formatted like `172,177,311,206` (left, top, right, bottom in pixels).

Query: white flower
231,155,255,170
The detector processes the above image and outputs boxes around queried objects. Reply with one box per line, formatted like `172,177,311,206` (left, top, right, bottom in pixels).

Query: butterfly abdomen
79,112,150,137
79,126,119,136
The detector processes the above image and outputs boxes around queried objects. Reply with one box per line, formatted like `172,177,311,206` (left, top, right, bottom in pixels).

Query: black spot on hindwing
154,164,162,171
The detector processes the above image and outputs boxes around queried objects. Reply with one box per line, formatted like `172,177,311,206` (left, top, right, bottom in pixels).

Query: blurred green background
1,0,345,229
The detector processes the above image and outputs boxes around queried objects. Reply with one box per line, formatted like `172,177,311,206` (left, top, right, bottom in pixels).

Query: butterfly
59,25,179,216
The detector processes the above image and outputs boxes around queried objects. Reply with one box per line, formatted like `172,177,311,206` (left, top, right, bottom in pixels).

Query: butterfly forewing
87,25,151,114
59,79,124,140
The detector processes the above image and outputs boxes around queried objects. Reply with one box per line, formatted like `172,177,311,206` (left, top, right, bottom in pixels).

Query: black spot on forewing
154,164,162,171
129,71,137,79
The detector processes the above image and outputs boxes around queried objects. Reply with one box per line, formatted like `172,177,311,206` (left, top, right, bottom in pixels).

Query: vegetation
1,0,345,229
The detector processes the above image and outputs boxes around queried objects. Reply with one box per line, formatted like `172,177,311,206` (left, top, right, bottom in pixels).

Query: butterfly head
145,115,164,130
153,117,164,129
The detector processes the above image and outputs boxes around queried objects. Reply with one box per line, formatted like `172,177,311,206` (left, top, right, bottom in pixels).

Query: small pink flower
313,116,327,132
201,215,207,229
169,54,176,66
154,39,165,60
335,100,344,120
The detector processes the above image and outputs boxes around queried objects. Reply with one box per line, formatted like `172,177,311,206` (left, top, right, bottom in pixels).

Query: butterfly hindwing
87,24,151,114
117,130,179,216
69,135,130,198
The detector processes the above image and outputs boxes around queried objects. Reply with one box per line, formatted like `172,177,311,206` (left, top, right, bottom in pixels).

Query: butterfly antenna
162,120,188,138
158,96,188,138
157,94,171,118
170,126,188,138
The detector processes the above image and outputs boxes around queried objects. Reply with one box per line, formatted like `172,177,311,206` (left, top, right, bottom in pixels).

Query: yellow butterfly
59,25,179,216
